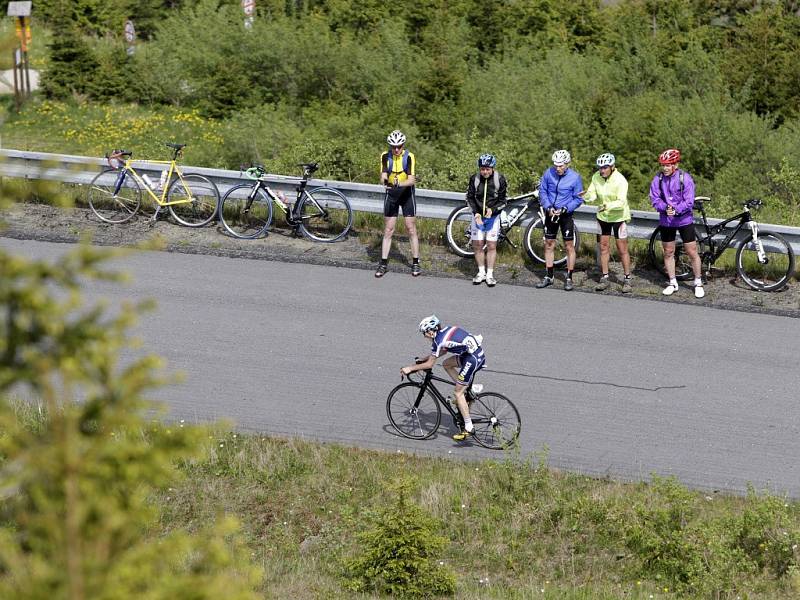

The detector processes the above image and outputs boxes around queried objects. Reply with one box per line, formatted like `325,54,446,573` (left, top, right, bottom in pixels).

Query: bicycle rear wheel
167,173,219,227
296,187,353,242
736,231,795,291
87,168,141,224
386,382,442,440
648,228,696,281
445,205,475,257
219,184,273,239
469,392,521,450
523,217,576,267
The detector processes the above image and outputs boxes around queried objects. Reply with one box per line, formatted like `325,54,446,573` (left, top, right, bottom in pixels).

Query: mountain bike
386,361,521,450
445,190,581,266
218,163,353,242
648,197,795,292
87,143,219,227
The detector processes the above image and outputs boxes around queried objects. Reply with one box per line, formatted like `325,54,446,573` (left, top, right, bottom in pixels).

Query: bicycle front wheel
469,392,521,450
736,231,795,292
219,184,273,239
167,174,220,227
296,187,353,242
523,217,577,267
445,205,475,257
87,168,141,224
386,382,442,440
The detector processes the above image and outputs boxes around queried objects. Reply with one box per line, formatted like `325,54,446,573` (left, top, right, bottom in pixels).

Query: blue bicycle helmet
477,154,497,168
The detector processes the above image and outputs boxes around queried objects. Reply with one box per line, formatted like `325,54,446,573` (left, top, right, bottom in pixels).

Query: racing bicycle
88,143,219,227
386,361,521,450
445,190,581,266
648,196,795,292
218,163,353,242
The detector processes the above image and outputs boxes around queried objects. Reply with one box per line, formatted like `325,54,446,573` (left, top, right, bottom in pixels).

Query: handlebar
745,198,763,210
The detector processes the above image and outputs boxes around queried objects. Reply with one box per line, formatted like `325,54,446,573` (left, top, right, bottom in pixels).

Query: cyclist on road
649,148,705,299
583,153,633,293
536,150,584,291
466,154,508,287
376,130,420,278
400,315,485,442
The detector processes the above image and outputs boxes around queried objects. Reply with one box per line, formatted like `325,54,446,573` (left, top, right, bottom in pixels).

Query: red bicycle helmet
658,148,681,165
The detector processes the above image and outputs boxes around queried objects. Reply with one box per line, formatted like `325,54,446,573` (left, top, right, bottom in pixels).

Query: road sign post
242,0,255,28
8,1,32,110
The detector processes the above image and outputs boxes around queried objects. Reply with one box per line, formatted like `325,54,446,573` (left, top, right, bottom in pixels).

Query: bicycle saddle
165,142,186,150
298,162,319,173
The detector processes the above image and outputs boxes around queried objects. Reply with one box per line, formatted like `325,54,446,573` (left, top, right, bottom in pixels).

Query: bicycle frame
693,198,759,264
110,144,195,208
411,368,475,424
494,191,539,247
248,164,318,225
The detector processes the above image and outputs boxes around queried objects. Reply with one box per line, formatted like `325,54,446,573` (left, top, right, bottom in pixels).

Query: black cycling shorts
598,220,628,239
659,224,696,243
543,211,576,241
383,187,416,218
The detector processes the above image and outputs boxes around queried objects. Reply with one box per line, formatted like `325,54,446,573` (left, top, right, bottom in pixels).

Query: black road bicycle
218,163,353,242
386,362,521,450
648,196,795,292
445,190,581,266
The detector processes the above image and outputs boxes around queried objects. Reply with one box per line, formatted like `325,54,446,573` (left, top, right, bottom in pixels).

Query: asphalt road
5,238,800,497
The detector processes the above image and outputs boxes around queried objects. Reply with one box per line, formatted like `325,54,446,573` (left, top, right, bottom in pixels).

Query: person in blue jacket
535,150,584,290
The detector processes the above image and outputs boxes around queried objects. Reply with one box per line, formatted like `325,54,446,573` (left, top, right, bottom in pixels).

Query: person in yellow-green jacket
583,153,633,293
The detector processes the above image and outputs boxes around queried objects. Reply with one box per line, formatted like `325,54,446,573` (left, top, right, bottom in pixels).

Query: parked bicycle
445,190,582,266
88,143,219,227
648,196,795,292
386,361,521,450
218,163,353,243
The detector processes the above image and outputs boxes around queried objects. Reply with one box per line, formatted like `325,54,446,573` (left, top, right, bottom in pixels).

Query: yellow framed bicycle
87,142,219,226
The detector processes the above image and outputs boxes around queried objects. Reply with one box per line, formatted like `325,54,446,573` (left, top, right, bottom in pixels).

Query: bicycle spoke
386,383,441,440
87,168,141,224
219,185,273,238
469,392,521,450
297,188,353,242
167,174,219,227
736,232,795,291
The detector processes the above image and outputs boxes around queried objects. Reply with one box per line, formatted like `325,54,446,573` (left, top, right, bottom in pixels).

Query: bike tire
219,184,273,239
469,392,521,450
87,168,141,224
735,231,795,292
296,187,353,242
386,382,442,440
445,205,475,257
523,217,578,267
167,173,220,227
648,227,702,281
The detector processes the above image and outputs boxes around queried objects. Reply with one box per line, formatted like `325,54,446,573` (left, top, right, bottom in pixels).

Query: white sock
477,266,485,275
669,278,678,287
486,269,493,278
694,278,703,287
464,419,473,432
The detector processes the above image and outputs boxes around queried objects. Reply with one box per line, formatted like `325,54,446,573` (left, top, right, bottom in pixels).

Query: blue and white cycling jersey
430,326,484,358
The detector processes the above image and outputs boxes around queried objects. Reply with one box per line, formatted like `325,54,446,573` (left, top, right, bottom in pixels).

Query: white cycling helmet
418,315,440,333
596,153,615,168
552,149,571,166
387,130,406,146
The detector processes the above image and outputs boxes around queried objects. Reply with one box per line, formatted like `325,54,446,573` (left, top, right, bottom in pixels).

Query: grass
153,430,800,599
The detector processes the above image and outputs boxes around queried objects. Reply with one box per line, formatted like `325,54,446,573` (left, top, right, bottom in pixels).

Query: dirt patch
2,202,799,318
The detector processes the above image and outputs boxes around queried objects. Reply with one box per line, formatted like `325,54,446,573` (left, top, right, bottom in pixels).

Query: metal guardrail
2,148,800,252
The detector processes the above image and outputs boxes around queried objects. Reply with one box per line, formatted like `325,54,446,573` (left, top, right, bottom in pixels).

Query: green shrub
344,479,455,597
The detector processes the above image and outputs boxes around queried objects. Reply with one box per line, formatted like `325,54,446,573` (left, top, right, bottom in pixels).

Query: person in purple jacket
650,148,705,298
535,150,584,291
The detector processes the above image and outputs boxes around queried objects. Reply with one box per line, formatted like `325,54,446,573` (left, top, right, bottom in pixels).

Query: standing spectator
375,130,420,278
649,148,704,298
583,153,633,293
466,154,508,287
535,150,584,291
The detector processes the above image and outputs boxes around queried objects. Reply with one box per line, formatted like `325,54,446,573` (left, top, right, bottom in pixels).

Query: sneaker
485,274,497,287
472,272,486,285
622,278,632,293
662,282,679,296
595,277,610,291
535,276,553,289
411,263,422,277
564,277,574,291
452,429,472,441
694,285,705,299
375,263,388,278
